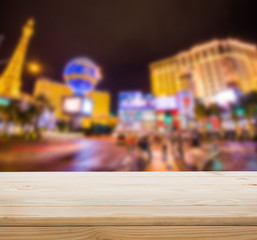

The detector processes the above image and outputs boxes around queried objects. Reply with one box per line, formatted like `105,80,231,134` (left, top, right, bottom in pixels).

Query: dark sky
0,0,257,112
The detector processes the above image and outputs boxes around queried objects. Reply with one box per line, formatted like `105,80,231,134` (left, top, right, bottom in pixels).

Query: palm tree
0,95,53,138
230,104,240,137
32,94,53,138
15,103,37,137
194,102,208,135
0,105,8,135
0,101,20,136
246,91,257,103
241,91,257,137
245,91,257,136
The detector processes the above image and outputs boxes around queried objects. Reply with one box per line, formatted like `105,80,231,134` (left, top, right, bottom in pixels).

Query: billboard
81,98,94,116
142,111,156,121
62,96,93,116
154,96,177,110
176,90,194,118
119,92,154,111
208,89,238,107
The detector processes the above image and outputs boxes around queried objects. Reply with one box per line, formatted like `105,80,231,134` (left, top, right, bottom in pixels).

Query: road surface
0,139,134,172
0,138,256,171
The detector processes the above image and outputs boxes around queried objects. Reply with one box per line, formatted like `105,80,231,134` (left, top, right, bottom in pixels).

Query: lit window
218,45,225,54
188,55,193,65
182,57,187,65
211,48,216,55
196,53,201,61
226,45,231,52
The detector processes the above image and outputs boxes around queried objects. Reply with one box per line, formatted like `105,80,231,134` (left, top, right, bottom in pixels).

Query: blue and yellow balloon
63,57,102,95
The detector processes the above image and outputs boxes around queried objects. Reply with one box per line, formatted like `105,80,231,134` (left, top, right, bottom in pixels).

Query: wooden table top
1,172,257,227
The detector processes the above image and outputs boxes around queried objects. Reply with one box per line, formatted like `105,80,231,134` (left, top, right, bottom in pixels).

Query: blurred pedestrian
184,138,206,171
162,139,168,162
145,136,152,161
127,135,136,153
178,133,184,159
138,136,152,162
205,141,221,171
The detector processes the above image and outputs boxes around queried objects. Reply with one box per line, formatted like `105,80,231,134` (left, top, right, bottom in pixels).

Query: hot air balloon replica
63,57,102,96
62,57,102,120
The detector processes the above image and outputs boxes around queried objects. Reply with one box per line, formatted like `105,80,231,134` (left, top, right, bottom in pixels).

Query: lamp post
27,61,42,75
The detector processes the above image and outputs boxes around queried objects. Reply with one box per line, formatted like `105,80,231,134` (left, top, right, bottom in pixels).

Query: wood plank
1,226,257,240
1,172,257,226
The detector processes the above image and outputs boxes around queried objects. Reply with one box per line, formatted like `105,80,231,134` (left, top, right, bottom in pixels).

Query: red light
173,120,180,127
211,117,219,128
184,98,191,105
158,122,164,127
170,109,178,115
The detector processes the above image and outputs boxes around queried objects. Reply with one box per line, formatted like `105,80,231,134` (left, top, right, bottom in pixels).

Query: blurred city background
0,1,257,172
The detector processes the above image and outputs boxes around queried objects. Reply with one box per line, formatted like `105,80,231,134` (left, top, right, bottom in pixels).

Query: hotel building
34,78,112,128
150,39,257,100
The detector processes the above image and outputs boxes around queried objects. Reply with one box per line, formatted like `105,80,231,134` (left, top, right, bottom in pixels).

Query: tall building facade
150,39,257,100
0,19,34,98
34,78,111,127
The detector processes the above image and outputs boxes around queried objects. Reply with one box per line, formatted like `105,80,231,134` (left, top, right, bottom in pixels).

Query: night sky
0,0,257,112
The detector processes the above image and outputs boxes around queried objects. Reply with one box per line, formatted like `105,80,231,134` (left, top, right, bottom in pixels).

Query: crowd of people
118,129,222,171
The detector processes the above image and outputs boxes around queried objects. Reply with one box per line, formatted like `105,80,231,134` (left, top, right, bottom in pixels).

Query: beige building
34,78,111,128
150,39,257,99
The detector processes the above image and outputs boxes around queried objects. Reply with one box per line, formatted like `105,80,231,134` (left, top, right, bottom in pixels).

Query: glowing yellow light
27,61,42,74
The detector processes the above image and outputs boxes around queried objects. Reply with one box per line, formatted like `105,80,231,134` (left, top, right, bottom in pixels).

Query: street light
27,61,42,75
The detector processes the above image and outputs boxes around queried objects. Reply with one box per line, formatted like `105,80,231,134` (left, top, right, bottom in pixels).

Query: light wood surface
1,226,257,240
1,172,257,239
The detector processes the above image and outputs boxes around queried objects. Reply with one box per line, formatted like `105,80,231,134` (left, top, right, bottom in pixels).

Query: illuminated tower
0,19,34,98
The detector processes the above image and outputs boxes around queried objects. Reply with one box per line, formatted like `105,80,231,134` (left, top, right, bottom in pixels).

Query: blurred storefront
117,92,155,133
117,90,195,134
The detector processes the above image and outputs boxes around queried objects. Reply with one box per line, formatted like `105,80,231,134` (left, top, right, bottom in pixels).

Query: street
214,141,257,171
174,141,257,171
0,138,133,172
0,137,257,172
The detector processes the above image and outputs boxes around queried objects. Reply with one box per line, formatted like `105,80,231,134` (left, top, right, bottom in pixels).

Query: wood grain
1,226,257,240
1,172,257,227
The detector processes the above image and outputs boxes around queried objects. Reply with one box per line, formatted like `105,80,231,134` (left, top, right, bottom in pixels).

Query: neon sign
154,96,177,110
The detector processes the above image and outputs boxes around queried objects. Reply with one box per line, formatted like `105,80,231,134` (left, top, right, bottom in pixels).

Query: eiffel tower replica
0,19,34,98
